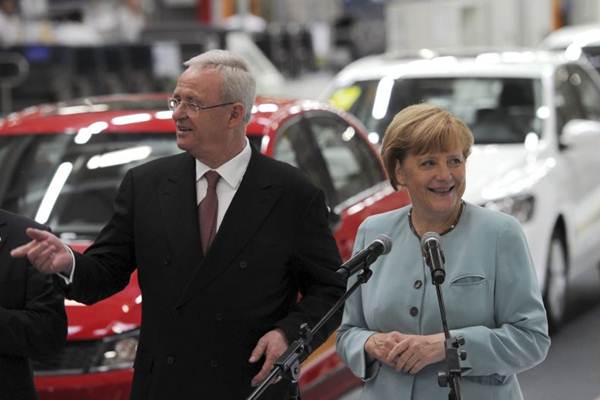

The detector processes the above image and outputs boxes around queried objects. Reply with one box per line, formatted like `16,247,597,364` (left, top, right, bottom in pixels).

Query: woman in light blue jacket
336,103,550,400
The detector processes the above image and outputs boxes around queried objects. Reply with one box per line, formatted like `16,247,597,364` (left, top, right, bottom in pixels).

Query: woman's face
395,144,466,220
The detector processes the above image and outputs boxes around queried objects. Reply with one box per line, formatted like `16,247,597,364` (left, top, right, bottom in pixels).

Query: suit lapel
157,154,204,283
176,150,282,308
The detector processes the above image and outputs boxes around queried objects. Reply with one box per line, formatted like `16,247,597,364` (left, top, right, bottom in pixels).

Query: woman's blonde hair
381,103,474,190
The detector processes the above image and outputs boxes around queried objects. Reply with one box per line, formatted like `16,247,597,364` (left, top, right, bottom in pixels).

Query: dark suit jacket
0,210,67,400
65,149,345,399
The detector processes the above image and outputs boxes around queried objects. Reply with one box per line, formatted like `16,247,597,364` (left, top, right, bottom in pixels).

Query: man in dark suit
11,49,344,399
1,209,67,400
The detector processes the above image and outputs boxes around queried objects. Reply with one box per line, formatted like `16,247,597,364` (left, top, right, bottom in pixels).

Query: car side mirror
561,119,600,148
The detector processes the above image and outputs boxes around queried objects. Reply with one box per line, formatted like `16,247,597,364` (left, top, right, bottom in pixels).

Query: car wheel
543,230,568,332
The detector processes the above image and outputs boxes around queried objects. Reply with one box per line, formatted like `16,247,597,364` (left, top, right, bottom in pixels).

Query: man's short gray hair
184,49,256,122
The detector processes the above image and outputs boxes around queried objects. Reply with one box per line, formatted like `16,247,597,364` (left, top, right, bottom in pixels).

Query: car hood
65,243,141,341
65,278,141,341
464,144,553,204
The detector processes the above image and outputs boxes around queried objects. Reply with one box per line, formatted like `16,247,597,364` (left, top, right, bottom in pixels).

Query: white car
540,24,600,72
325,50,600,330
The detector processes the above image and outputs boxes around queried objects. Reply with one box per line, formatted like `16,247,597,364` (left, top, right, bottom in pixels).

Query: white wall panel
386,0,553,51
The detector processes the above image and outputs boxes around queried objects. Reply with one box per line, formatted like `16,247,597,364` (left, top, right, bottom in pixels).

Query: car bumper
35,370,132,400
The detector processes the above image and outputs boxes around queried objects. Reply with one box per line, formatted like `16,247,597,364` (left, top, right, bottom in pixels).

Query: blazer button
409,307,419,317
239,260,248,269
166,355,175,365
210,359,219,368
414,280,423,289
163,256,171,266
215,313,224,321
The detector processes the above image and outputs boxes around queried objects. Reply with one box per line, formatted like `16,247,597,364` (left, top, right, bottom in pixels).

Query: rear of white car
325,50,600,330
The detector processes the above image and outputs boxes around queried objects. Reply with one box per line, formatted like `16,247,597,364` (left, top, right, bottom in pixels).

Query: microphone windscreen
375,234,392,254
421,231,441,248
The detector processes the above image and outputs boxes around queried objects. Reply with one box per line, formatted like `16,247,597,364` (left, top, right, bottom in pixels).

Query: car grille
32,340,101,375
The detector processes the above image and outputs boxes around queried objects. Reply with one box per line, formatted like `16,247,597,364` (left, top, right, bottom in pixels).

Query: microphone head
421,231,441,248
375,234,392,255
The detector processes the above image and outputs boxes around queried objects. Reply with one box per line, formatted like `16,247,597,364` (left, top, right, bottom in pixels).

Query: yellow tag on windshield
329,86,361,111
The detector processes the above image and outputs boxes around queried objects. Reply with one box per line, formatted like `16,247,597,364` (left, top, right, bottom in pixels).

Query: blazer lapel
176,150,282,308
157,153,204,283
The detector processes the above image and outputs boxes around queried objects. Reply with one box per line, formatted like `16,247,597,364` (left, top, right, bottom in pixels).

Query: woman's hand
364,331,404,368
388,332,446,374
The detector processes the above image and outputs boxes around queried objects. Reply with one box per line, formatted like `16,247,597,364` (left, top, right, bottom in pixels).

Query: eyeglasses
167,98,234,115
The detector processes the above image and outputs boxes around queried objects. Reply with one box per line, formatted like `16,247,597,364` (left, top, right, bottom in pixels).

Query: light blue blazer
336,203,550,400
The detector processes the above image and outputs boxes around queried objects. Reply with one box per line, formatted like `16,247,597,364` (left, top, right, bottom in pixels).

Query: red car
0,94,409,399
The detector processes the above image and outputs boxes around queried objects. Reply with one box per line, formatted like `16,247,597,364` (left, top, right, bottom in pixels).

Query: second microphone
336,234,392,279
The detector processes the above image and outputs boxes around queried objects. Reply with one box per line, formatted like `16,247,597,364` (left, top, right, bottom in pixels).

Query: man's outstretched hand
11,228,73,275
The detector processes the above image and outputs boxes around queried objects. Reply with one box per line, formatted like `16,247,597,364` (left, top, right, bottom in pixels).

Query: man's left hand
249,329,288,387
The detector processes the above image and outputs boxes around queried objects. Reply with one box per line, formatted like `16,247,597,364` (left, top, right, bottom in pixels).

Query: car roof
541,24,600,50
0,94,341,137
331,49,572,85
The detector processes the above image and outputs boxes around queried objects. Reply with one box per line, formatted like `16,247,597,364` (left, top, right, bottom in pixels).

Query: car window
465,79,540,144
554,66,585,135
329,79,387,144
581,45,600,73
566,64,600,120
306,114,383,204
0,133,180,239
330,81,380,134
0,138,16,199
330,77,541,144
273,116,338,205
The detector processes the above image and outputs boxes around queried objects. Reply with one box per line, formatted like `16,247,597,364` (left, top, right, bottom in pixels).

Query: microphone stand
246,267,375,400
428,267,469,400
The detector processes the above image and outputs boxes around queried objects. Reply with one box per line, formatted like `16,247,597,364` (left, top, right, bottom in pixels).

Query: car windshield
581,45,600,72
0,133,181,240
330,77,543,144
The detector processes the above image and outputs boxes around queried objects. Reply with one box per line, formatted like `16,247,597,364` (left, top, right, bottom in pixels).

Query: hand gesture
10,228,73,275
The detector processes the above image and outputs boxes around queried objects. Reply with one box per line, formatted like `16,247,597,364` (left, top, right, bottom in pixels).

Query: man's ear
229,103,245,125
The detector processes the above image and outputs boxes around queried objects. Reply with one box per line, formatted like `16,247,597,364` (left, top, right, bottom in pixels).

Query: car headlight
483,194,535,223
91,329,139,372
33,328,140,376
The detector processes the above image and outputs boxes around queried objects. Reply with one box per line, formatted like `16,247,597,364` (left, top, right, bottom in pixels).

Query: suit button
239,260,248,269
409,307,419,317
215,313,224,321
166,355,175,365
210,359,219,368
414,280,423,289
163,256,171,266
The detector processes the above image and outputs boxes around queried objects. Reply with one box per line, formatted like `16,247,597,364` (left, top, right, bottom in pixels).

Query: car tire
543,230,568,333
